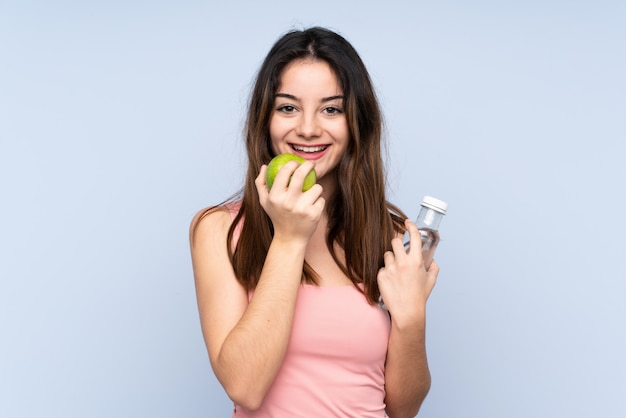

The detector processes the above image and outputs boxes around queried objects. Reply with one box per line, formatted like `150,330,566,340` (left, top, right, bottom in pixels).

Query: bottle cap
421,195,448,214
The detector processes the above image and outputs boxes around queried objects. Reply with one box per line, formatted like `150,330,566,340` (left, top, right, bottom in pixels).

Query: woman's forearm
214,238,307,410
384,310,431,418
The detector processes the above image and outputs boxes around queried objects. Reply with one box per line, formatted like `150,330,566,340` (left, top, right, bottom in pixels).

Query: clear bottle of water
379,195,448,310
406,195,448,270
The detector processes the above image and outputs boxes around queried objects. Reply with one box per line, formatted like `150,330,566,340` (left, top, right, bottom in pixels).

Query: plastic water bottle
379,195,448,310
405,195,448,270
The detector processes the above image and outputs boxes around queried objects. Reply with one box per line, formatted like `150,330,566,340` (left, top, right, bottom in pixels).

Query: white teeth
292,145,327,153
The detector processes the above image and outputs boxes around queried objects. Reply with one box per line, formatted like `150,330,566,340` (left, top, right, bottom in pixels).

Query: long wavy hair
193,27,406,304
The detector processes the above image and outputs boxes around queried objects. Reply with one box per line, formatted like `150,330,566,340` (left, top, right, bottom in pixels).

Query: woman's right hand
255,161,325,243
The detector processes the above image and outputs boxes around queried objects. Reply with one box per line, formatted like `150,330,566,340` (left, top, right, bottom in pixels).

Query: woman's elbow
386,383,431,418
222,381,267,411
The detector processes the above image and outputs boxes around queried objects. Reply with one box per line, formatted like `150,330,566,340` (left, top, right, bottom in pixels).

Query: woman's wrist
389,305,427,332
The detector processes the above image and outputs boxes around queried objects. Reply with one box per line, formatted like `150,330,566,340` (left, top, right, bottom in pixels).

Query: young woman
190,27,439,418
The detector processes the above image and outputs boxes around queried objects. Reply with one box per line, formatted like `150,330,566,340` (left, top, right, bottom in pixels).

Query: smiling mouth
291,144,328,153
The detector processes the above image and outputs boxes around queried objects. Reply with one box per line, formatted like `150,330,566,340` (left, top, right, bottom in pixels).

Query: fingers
425,260,439,298
311,195,326,214
405,219,423,255
267,160,322,205
270,160,314,192
390,236,405,256
288,160,316,191
383,250,395,266
255,164,268,185
257,160,317,192
256,160,325,239
270,160,301,191
255,165,269,201
427,260,440,277
390,219,424,261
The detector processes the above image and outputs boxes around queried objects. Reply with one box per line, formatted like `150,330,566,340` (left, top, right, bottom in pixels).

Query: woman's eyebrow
274,93,344,103
275,93,298,100
321,95,344,103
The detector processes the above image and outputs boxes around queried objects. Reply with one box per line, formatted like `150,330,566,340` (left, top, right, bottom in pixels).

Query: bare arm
383,301,434,418
190,161,324,410
377,220,439,418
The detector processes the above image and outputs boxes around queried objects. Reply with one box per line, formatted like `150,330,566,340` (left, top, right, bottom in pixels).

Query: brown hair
192,27,406,304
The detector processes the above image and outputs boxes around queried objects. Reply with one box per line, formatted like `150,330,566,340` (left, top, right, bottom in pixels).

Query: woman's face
269,59,349,186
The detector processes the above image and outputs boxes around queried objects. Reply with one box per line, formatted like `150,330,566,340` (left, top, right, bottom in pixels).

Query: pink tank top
226,202,391,417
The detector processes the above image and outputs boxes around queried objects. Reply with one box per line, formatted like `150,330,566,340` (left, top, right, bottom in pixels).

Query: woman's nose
295,113,322,138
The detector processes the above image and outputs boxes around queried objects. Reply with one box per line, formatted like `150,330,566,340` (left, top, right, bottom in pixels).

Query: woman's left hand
377,219,439,321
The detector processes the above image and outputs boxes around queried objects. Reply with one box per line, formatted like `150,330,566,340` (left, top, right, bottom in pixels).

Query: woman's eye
277,105,296,113
324,106,343,115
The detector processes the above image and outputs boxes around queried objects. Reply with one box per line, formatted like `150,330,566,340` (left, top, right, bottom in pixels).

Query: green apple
266,153,317,191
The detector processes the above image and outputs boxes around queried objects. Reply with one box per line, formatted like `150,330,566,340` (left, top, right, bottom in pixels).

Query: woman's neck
317,170,338,201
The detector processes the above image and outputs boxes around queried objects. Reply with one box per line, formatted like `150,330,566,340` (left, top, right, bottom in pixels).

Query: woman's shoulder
189,200,243,247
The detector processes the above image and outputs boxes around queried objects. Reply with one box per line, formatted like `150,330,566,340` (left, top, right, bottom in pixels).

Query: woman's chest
287,285,390,364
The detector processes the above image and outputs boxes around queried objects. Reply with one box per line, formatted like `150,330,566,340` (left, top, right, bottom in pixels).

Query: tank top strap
225,200,243,251
225,200,254,301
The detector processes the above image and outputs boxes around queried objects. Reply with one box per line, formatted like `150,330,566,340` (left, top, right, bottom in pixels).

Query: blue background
1,1,624,417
